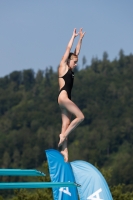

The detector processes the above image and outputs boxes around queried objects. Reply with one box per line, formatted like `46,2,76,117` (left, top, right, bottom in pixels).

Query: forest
0,50,133,199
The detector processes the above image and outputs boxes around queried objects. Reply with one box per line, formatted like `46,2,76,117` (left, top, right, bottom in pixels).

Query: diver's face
69,58,78,69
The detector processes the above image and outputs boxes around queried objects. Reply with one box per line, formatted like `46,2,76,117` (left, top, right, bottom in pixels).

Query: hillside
0,51,133,199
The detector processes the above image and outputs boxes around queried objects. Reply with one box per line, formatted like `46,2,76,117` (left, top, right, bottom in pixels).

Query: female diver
58,28,85,162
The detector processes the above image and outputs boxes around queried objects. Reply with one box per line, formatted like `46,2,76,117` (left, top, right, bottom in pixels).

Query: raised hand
79,28,85,39
73,28,79,38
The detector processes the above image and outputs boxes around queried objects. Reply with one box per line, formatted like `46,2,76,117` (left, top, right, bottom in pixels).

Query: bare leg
58,98,84,147
59,108,71,162
60,139,68,162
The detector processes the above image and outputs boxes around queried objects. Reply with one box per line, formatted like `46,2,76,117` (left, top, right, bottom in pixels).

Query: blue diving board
0,182,80,189
0,169,45,176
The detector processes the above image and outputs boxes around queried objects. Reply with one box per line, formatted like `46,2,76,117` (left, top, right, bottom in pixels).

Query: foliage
0,51,133,198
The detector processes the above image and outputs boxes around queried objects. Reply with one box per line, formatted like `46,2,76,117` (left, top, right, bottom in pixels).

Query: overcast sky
0,0,133,77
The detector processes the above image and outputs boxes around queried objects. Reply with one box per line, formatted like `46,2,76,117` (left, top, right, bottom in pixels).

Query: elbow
66,46,71,51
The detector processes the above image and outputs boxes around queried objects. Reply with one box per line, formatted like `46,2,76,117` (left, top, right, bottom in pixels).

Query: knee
78,114,85,123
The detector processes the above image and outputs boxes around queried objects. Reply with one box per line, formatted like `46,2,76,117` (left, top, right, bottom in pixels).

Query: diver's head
67,53,78,69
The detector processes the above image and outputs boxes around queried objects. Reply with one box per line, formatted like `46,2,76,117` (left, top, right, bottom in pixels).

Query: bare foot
61,149,68,162
58,134,66,147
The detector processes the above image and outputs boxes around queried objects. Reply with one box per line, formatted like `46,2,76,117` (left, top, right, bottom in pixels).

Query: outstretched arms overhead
74,28,85,56
59,28,85,75
61,28,79,64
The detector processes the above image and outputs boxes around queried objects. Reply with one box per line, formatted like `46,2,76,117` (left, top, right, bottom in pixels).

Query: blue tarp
45,149,79,200
71,160,113,200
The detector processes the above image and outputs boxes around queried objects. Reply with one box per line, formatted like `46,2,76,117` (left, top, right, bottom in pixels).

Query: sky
0,0,133,77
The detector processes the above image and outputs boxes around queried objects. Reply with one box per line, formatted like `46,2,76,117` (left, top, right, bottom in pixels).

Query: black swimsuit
58,68,74,100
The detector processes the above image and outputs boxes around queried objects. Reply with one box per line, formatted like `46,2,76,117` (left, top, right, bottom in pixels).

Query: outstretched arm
61,28,79,64
74,28,85,56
